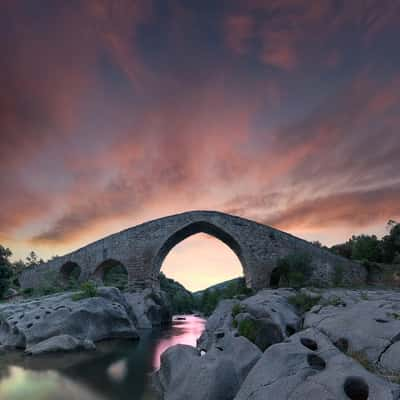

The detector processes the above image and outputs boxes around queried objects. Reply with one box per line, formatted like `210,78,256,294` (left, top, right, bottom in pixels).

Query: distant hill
160,272,195,313
193,277,243,298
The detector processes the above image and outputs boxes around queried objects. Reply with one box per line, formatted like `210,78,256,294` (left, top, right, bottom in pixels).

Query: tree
0,245,13,298
330,241,353,259
276,252,312,288
350,235,382,262
25,251,43,267
381,220,400,263
11,260,25,287
331,235,383,263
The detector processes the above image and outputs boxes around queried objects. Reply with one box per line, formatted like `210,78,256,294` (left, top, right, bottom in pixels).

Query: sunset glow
1,1,399,289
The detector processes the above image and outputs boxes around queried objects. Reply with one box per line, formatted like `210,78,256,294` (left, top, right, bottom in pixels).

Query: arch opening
60,262,81,285
155,221,247,292
94,259,128,290
269,267,282,288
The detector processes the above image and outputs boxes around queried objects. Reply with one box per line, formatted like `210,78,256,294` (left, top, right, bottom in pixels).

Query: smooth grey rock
197,299,238,351
0,287,138,352
241,289,300,338
25,334,95,355
125,292,152,329
154,332,261,400
235,328,398,400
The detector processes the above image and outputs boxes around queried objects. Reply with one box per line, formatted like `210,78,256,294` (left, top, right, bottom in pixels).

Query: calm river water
0,315,205,400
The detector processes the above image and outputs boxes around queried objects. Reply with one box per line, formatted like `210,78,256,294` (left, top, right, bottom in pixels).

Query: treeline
329,220,400,264
159,272,195,314
0,246,44,298
194,277,253,315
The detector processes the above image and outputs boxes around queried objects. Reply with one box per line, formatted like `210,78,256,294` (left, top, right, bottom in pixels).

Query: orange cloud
265,185,400,231
1,0,399,268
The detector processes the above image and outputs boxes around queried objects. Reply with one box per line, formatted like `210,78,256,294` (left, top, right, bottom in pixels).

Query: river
0,314,206,400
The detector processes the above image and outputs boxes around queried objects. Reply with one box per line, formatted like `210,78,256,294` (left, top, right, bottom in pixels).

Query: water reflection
0,366,106,400
153,315,205,369
0,315,205,400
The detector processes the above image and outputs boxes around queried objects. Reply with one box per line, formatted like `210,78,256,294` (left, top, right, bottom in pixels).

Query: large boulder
198,290,300,352
238,289,300,349
153,332,261,400
235,328,398,400
197,299,238,351
125,288,172,329
0,287,138,352
304,289,400,371
25,334,95,355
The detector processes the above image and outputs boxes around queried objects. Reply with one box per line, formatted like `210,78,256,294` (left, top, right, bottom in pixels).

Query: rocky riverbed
153,288,400,400
0,287,171,355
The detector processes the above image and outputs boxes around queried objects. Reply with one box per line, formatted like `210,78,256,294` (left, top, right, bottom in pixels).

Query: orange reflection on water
153,315,205,370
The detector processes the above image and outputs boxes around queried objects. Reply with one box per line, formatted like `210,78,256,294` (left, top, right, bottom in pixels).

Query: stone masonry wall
19,211,367,290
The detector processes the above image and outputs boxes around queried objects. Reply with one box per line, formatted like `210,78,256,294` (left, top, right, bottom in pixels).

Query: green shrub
22,288,34,297
288,293,321,313
388,312,400,320
276,252,312,288
238,319,258,344
196,277,253,315
231,303,244,318
0,245,13,299
72,281,98,301
322,295,345,307
360,291,369,301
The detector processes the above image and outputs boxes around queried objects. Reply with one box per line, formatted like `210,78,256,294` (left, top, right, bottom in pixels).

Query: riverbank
0,287,172,355
0,314,205,400
154,288,400,400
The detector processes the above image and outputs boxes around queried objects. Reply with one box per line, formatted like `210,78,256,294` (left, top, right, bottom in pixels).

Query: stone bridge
19,210,366,290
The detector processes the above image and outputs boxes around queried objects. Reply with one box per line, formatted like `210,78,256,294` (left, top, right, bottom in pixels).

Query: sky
1,0,400,290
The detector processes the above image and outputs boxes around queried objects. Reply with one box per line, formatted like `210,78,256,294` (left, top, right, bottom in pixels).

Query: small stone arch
269,267,282,288
59,262,81,284
153,220,248,284
93,259,128,290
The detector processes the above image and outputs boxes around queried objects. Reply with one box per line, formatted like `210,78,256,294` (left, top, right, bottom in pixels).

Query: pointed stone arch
152,220,248,283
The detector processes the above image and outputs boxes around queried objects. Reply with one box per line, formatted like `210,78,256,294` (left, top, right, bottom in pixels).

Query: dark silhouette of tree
25,251,44,267
0,245,13,298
